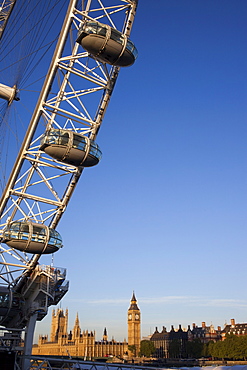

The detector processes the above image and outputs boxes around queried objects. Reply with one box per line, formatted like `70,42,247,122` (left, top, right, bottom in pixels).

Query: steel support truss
0,0,16,39
0,0,138,289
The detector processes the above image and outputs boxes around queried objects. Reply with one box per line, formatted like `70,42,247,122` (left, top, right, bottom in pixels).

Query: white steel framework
0,0,138,332
0,0,16,38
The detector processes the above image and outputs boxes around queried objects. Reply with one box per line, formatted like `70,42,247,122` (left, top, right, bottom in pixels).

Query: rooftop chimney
231,319,235,327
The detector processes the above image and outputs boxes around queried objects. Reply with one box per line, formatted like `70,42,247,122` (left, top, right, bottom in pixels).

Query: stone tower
50,308,68,342
128,292,141,355
73,313,81,339
103,327,108,342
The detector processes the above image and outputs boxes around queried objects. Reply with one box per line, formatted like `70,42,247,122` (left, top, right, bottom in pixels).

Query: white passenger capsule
3,221,63,254
77,20,138,67
40,129,102,167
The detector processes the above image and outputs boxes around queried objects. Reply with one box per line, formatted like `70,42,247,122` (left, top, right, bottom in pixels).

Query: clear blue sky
2,0,247,342
35,0,247,342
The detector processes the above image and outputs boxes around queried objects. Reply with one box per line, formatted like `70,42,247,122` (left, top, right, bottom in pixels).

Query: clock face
135,314,139,320
128,314,132,320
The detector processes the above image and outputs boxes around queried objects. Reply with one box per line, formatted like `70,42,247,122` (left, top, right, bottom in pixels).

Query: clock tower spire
128,292,141,356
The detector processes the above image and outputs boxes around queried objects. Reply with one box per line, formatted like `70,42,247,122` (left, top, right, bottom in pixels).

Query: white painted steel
0,0,16,38
0,0,138,289
0,83,17,103
0,0,138,341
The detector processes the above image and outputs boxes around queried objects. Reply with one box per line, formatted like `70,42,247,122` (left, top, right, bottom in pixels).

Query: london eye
0,0,138,368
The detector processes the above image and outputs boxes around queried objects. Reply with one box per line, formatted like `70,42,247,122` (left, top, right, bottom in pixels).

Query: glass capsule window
31,225,46,243
89,141,102,160
82,21,107,37
110,30,137,59
72,134,102,160
83,22,107,37
3,222,27,240
84,21,100,35
110,29,125,44
41,129,69,146
0,291,10,308
48,228,63,248
97,25,107,37
19,223,29,241
3,222,63,248
126,40,138,59
72,134,87,151
60,131,69,146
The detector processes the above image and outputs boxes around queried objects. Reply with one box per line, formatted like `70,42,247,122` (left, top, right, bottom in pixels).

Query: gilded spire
131,291,136,302
129,291,139,310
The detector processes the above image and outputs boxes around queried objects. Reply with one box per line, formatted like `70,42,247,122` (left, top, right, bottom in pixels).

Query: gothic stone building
32,293,141,358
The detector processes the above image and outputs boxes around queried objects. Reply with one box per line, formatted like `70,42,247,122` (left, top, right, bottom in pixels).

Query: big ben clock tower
128,292,141,356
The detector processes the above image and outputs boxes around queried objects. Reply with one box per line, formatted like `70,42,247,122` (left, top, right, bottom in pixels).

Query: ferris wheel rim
0,0,138,331
0,0,74,287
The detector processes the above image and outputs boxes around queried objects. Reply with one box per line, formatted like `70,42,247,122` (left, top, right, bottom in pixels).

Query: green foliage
207,334,247,360
202,341,214,357
140,340,156,357
128,344,136,356
186,339,203,358
202,342,209,357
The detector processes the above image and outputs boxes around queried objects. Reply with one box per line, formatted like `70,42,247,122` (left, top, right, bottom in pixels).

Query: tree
128,345,136,356
140,340,156,357
202,342,211,357
206,334,247,360
207,340,215,358
211,340,225,359
186,339,203,358
240,335,247,360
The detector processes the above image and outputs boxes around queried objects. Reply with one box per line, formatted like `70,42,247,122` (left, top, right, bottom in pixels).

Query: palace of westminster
32,293,247,359
32,293,141,358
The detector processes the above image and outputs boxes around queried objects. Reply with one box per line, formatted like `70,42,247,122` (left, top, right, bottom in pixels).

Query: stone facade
32,293,141,359
221,319,247,340
150,321,221,358
150,326,169,358
191,321,221,343
127,292,141,355
150,319,247,358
